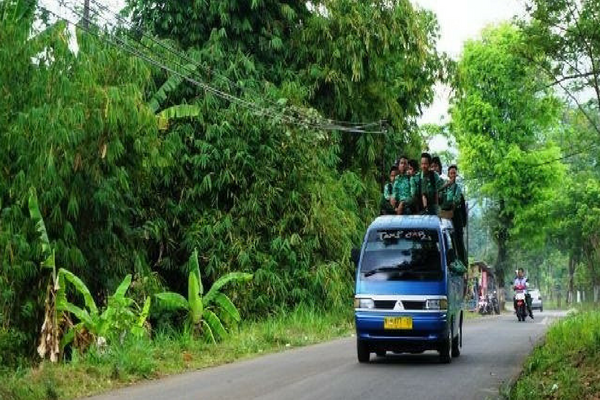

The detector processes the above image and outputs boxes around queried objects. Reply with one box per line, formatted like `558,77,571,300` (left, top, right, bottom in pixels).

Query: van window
361,229,443,281
444,230,458,264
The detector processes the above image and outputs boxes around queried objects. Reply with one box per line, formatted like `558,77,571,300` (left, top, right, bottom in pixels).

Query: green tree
122,0,445,314
518,107,600,303
291,0,445,174
521,0,600,135
450,24,564,287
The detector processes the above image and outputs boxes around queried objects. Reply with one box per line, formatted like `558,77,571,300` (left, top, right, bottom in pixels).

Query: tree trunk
494,199,512,310
567,253,576,304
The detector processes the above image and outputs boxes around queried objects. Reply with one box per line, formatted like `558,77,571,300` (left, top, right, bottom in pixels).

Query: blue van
353,215,467,363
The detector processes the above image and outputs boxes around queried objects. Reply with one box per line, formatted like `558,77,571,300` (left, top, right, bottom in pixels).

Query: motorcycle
490,292,500,315
514,284,528,322
478,292,500,315
478,295,491,314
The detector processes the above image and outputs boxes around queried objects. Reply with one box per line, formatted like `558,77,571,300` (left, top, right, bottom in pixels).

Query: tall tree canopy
450,23,563,285
521,0,600,135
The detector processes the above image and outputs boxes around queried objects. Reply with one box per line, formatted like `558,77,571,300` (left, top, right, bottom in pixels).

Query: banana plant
156,249,252,342
29,188,60,362
30,189,152,353
57,271,152,350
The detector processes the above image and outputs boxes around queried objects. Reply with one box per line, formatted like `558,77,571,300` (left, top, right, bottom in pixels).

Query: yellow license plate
384,316,413,330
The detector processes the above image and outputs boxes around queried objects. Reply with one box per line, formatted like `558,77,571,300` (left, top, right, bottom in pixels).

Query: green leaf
137,296,152,328
42,250,55,270
203,309,227,340
28,188,51,259
58,269,98,315
56,270,67,311
113,274,132,299
213,292,241,323
63,302,94,327
188,271,203,324
187,249,202,295
201,319,216,344
148,63,197,112
156,292,189,311
157,104,201,120
60,327,76,349
204,273,253,305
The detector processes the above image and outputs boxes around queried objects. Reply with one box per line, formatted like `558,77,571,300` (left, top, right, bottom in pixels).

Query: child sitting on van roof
380,165,398,215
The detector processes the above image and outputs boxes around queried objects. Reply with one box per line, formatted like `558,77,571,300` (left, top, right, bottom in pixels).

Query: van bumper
355,311,449,351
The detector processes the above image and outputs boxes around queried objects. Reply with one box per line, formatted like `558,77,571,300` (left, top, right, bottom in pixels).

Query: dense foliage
521,0,600,136
518,0,600,303
453,9,600,304
450,24,564,286
0,0,443,365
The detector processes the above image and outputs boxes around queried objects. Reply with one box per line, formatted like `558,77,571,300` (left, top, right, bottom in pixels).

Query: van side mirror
351,248,360,267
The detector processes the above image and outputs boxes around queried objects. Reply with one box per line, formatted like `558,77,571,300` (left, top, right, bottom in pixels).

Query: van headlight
354,297,375,309
426,298,448,310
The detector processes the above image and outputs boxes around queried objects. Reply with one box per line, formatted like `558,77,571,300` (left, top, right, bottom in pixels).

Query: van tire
357,340,370,363
439,326,452,364
452,318,462,358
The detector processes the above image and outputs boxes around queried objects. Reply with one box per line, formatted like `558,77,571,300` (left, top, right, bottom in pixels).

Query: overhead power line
46,0,387,135
85,0,381,129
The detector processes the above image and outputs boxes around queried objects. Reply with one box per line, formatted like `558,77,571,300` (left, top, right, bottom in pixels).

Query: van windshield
360,229,443,281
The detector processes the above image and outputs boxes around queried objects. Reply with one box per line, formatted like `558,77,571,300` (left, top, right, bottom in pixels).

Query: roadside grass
0,306,353,400
506,308,600,400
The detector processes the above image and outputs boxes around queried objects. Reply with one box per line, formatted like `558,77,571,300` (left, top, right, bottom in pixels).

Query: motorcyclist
513,268,533,319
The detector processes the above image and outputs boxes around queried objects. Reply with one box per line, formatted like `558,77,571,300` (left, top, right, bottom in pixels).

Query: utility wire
57,0,320,129
51,0,387,134
86,0,383,128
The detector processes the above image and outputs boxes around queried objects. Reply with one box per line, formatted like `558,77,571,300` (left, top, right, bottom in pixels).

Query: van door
443,230,465,331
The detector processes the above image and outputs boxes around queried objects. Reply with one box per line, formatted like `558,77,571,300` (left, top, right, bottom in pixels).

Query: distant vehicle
352,215,466,364
478,292,500,315
514,284,528,322
529,289,543,312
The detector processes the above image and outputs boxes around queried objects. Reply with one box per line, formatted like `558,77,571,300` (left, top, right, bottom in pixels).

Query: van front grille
374,300,397,309
402,301,426,310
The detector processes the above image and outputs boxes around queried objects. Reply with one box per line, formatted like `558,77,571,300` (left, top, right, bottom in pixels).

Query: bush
509,310,600,400
0,327,28,369
76,336,158,380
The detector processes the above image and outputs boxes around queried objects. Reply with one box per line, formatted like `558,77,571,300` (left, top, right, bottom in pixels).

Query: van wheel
452,319,462,358
439,326,452,364
357,340,370,363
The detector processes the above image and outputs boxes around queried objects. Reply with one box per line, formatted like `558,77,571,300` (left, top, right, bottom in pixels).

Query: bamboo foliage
1,0,444,363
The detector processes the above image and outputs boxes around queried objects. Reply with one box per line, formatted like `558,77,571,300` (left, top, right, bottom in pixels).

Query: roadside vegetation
0,306,353,400
458,0,600,310
2,0,600,398
1,0,440,392
507,309,600,400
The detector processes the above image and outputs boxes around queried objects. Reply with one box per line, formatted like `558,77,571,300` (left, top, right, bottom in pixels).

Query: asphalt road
86,310,566,400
